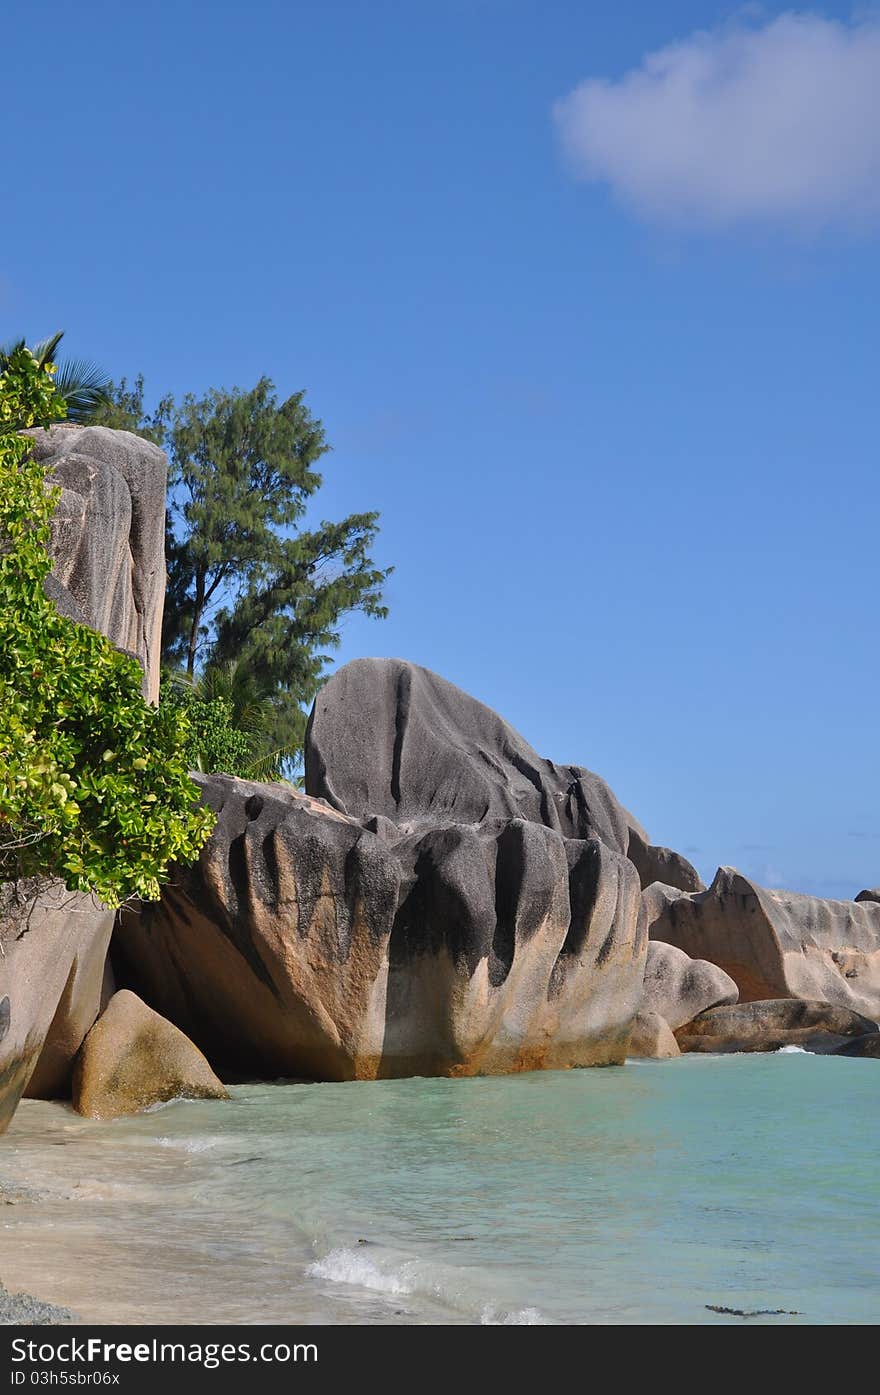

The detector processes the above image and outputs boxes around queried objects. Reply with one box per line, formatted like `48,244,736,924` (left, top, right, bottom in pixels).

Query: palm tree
165,659,297,781
0,331,112,423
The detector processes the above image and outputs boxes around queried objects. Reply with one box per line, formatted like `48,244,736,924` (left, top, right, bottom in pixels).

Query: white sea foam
152,1136,221,1152
306,1248,416,1295
481,1306,547,1325
307,1246,548,1324
775,1046,808,1054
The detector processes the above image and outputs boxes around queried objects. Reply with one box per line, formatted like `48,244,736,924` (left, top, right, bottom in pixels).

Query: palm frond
243,746,294,781
30,332,65,370
1,331,111,423
53,357,112,422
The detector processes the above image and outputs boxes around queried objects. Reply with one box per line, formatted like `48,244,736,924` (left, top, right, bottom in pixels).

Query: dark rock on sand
675,999,878,1055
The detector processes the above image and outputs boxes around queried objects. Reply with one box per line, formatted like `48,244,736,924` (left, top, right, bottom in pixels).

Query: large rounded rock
674,999,878,1055
28,424,167,702
116,773,647,1079
305,657,700,908
0,884,114,1131
305,658,647,854
72,990,228,1119
644,868,880,1022
117,777,404,1081
641,940,738,1031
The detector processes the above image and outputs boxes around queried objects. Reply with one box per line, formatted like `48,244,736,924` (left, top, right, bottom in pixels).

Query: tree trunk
187,574,206,678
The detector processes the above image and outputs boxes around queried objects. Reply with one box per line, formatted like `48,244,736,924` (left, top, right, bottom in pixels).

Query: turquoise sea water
2,1054,878,1325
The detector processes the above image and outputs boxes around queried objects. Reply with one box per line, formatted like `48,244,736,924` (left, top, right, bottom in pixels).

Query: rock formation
674,999,878,1055
834,1032,880,1058
626,830,704,894
26,424,167,702
638,939,738,1033
0,427,168,1132
116,766,647,1079
73,990,228,1119
4,421,880,1131
305,657,648,853
643,868,880,1023
117,659,880,1081
627,1011,680,1059
0,885,114,1129
117,665,659,1080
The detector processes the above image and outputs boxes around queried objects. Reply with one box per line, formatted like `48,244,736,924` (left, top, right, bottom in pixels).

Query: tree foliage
0,332,112,423
0,348,214,906
91,373,171,446
159,663,288,780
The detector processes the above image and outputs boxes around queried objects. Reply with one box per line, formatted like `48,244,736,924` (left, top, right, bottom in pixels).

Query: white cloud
553,11,880,232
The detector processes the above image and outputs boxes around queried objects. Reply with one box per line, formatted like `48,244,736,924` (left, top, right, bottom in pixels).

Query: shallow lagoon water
2,1054,877,1325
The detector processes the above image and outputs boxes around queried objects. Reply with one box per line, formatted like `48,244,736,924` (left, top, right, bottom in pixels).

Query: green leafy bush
159,676,255,778
0,347,214,907
159,662,294,781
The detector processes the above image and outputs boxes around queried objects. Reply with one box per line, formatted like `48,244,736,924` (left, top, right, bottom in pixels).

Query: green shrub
0,347,215,907
159,677,255,778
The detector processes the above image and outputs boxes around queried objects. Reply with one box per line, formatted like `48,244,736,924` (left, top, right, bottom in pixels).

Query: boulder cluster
1,427,879,1127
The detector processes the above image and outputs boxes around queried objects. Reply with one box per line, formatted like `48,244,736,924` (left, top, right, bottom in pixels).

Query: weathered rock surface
0,885,114,1129
674,999,878,1055
641,940,738,1031
0,428,168,1132
855,888,880,905
626,829,704,894
27,424,167,702
643,868,880,1022
305,658,648,854
73,990,228,1119
833,1032,880,1058
627,1011,680,1059
116,770,647,1079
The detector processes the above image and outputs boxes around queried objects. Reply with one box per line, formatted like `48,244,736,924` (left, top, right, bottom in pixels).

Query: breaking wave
306,1245,547,1324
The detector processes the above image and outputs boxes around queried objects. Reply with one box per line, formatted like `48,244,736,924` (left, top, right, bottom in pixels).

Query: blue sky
5,2,879,897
